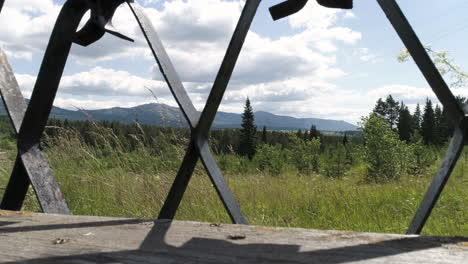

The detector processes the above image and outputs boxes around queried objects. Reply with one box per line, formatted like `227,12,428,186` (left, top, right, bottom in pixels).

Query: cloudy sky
1,0,468,125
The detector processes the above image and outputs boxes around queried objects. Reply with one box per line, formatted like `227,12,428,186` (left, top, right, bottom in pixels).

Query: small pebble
228,234,246,240
53,238,69,245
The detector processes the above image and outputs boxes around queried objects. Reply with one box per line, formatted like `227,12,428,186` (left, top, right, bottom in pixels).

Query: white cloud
0,1,60,60
16,66,175,100
14,64,445,125
368,84,434,102
2,0,377,124
354,48,379,63
59,67,168,97
343,11,356,19
143,0,161,6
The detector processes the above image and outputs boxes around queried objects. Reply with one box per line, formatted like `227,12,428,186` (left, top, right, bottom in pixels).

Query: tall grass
0,125,466,237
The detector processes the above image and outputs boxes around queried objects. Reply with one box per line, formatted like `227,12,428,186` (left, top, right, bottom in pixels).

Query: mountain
0,101,358,131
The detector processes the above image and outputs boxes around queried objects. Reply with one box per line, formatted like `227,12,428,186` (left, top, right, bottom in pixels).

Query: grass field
0,130,466,237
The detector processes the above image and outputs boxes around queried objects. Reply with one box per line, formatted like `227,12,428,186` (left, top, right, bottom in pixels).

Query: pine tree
372,95,400,129
421,98,436,144
262,126,267,143
397,102,412,142
373,98,387,117
447,96,467,135
412,103,422,133
455,96,466,107
296,129,303,140
303,130,309,141
385,95,400,129
309,125,319,140
434,104,448,144
239,98,257,159
342,133,348,145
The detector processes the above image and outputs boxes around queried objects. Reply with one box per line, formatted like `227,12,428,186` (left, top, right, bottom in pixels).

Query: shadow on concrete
0,221,17,227
0,218,153,233
1,219,466,263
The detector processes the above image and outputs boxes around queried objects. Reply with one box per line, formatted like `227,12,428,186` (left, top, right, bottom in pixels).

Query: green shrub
322,145,347,178
362,114,412,182
290,136,321,174
408,137,438,174
0,135,15,151
254,144,285,176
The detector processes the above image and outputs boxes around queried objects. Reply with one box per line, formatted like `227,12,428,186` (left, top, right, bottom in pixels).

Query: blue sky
1,0,468,125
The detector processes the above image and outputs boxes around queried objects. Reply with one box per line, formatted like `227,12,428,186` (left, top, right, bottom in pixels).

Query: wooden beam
0,212,466,263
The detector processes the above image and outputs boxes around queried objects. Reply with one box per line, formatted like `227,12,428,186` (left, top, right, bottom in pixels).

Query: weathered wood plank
0,210,466,263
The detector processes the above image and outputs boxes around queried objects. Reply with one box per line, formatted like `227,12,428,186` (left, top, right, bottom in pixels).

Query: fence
0,0,464,235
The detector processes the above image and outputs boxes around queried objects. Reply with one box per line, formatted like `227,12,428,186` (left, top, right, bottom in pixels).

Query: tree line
373,94,463,145
0,95,447,183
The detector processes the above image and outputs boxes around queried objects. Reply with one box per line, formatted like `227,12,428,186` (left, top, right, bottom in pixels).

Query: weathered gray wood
0,47,69,213
0,48,31,211
0,211,466,263
18,145,70,214
0,49,27,134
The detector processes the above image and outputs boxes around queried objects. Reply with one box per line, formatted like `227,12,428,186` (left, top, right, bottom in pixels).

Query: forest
0,94,466,236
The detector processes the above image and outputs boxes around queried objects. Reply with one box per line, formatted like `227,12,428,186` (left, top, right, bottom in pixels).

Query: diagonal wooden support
128,0,261,224
0,48,70,214
1,0,72,212
0,49,31,211
408,122,467,234
377,0,466,234
159,0,261,224
1,0,128,214
0,0,92,214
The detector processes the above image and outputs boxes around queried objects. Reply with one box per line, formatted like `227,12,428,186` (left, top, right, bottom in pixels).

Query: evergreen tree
412,103,422,133
342,133,348,146
238,98,257,159
397,102,412,142
385,95,400,129
372,95,400,129
421,98,436,144
447,96,467,135
434,104,448,144
373,98,387,117
303,130,309,141
262,126,267,143
455,96,466,107
309,125,319,140
296,129,303,140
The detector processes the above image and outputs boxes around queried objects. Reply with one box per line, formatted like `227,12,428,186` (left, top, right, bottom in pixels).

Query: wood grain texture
0,211,466,263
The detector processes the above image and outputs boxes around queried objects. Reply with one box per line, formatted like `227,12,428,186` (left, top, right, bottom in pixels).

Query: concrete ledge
0,210,466,263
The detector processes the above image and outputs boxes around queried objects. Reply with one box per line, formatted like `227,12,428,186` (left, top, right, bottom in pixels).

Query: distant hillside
0,101,358,131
